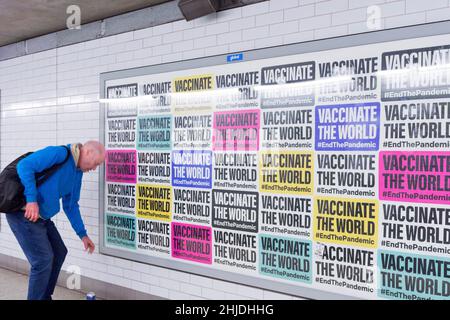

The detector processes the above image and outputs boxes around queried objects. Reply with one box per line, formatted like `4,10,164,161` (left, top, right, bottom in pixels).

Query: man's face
79,149,105,172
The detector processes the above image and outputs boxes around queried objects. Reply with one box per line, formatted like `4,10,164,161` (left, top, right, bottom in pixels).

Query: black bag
0,145,71,213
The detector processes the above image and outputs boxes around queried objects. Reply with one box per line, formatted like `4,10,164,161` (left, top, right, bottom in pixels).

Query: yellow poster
137,184,172,221
172,74,214,114
313,196,378,248
259,151,314,196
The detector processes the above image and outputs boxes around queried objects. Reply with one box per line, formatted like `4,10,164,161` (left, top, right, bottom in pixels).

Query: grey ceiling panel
0,0,172,46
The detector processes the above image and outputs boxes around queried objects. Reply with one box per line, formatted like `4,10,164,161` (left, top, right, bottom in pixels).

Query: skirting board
0,252,166,300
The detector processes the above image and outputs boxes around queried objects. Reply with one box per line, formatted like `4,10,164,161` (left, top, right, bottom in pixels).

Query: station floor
0,267,86,300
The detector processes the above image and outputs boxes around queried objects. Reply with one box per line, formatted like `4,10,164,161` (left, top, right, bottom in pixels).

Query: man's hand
24,202,40,222
82,236,95,254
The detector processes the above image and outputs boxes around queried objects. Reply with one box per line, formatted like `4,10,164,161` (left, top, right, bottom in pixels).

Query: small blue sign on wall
227,53,244,63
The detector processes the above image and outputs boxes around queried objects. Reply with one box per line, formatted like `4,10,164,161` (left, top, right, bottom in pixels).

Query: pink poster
171,222,212,264
213,109,260,151
379,151,450,204
106,150,137,183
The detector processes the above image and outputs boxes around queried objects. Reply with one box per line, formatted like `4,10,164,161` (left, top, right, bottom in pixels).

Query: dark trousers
6,211,68,300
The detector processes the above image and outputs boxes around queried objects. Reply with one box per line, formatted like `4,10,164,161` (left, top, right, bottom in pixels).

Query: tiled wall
1,0,449,300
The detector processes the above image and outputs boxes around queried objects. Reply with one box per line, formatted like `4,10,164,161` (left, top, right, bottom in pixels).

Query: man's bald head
84,140,105,156
79,140,105,172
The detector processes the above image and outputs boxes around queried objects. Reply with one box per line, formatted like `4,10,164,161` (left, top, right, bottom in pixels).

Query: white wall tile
406,0,447,13
256,10,284,26
316,0,349,15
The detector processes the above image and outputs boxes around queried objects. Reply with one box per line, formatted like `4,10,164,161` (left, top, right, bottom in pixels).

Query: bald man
6,141,105,300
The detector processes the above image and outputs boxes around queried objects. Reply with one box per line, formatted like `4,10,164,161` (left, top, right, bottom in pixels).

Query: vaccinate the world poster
102,33,450,300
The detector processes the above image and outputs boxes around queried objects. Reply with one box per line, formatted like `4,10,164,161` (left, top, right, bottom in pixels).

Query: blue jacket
16,144,87,239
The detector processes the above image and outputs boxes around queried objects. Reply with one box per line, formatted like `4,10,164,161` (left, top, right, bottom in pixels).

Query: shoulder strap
35,145,71,187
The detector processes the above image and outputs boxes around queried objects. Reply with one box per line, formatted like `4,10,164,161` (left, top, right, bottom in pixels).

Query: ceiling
0,0,172,47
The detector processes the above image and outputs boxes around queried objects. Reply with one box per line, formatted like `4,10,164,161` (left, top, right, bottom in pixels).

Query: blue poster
315,102,380,151
172,150,212,188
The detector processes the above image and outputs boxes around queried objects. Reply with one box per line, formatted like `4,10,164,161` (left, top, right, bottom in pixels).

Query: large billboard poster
101,33,450,300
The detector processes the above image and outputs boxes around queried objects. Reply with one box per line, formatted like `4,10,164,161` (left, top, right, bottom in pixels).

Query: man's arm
62,174,95,254
62,173,87,239
62,195,87,239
